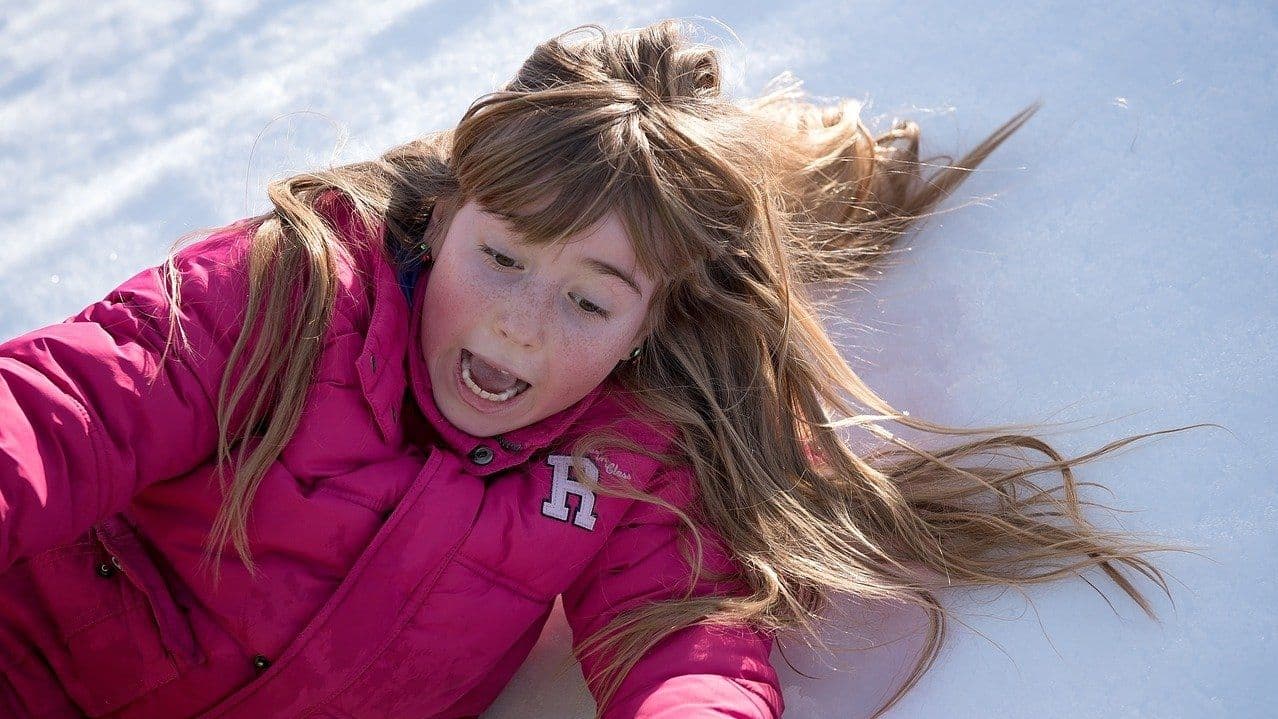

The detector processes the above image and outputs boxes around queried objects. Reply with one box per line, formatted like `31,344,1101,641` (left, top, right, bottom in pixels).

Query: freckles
566,333,625,370
471,285,505,305
442,270,500,308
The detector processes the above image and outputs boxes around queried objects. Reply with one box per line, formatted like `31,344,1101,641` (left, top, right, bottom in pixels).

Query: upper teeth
461,352,528,402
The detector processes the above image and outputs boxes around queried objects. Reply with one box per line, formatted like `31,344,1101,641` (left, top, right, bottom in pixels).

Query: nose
493,285,547,351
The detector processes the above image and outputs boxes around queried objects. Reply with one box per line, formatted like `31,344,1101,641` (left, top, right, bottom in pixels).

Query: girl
0,19,1201,719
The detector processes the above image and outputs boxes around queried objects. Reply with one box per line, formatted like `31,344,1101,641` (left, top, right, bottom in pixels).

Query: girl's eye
479,244,520,269
571,293,610,319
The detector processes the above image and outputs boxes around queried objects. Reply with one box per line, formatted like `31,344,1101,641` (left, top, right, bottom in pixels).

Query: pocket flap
93,514,202,666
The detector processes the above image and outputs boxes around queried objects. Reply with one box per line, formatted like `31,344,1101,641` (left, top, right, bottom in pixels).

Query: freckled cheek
437,270,502,323
554,331,629,380
421,272,491,356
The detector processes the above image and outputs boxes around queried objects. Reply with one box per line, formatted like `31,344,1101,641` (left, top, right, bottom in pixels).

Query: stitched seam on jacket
312,485,383,513
454,551,547,603
6,348,114,520
63,593,150,639
71,371,111,520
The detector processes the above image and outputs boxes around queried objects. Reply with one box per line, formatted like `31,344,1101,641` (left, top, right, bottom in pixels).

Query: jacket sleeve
560,464,785,719
0,219,263,573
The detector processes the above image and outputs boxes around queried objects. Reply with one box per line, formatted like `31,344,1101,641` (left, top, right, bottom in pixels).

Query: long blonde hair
160,19,1209,718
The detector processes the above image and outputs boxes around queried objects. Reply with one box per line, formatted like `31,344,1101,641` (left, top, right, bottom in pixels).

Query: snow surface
1,1,1273,717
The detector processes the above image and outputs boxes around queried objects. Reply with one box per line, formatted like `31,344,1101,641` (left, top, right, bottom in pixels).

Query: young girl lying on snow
0,18,1201,719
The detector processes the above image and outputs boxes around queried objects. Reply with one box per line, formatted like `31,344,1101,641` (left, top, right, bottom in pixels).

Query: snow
1,1,1273,717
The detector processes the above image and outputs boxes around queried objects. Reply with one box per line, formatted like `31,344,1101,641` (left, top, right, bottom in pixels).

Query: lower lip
453,350,532,415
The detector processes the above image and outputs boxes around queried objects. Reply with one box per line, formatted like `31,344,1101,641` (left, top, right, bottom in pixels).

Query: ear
423,195,461,259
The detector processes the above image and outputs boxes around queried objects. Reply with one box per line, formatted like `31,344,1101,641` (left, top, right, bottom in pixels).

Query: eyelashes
477,244,611,319
478,243,519,270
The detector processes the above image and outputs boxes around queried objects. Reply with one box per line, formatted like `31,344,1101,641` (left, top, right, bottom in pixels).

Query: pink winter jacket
0,192,784,718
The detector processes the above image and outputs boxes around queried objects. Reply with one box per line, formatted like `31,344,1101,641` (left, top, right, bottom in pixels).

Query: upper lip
465,348,533,386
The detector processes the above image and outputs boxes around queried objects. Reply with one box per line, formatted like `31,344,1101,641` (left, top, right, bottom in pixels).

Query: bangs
450,95,683,287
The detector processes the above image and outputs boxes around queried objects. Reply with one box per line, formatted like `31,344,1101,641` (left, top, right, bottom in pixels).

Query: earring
419,241,434,265
615,344,643,370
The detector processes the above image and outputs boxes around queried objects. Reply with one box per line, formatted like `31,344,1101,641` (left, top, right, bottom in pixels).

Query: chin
438,391,523,438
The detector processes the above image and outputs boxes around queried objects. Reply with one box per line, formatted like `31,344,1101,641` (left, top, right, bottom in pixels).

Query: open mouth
458,349,531,405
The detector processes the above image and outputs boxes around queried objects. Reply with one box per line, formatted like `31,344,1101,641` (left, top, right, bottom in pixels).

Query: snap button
252,654,272,673
95,558,117,578
468,445,494,465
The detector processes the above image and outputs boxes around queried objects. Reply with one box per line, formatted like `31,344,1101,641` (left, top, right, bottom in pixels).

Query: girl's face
419,199,654,438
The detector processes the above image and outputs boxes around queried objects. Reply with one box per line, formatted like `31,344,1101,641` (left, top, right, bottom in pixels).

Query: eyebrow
582,257,642,296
